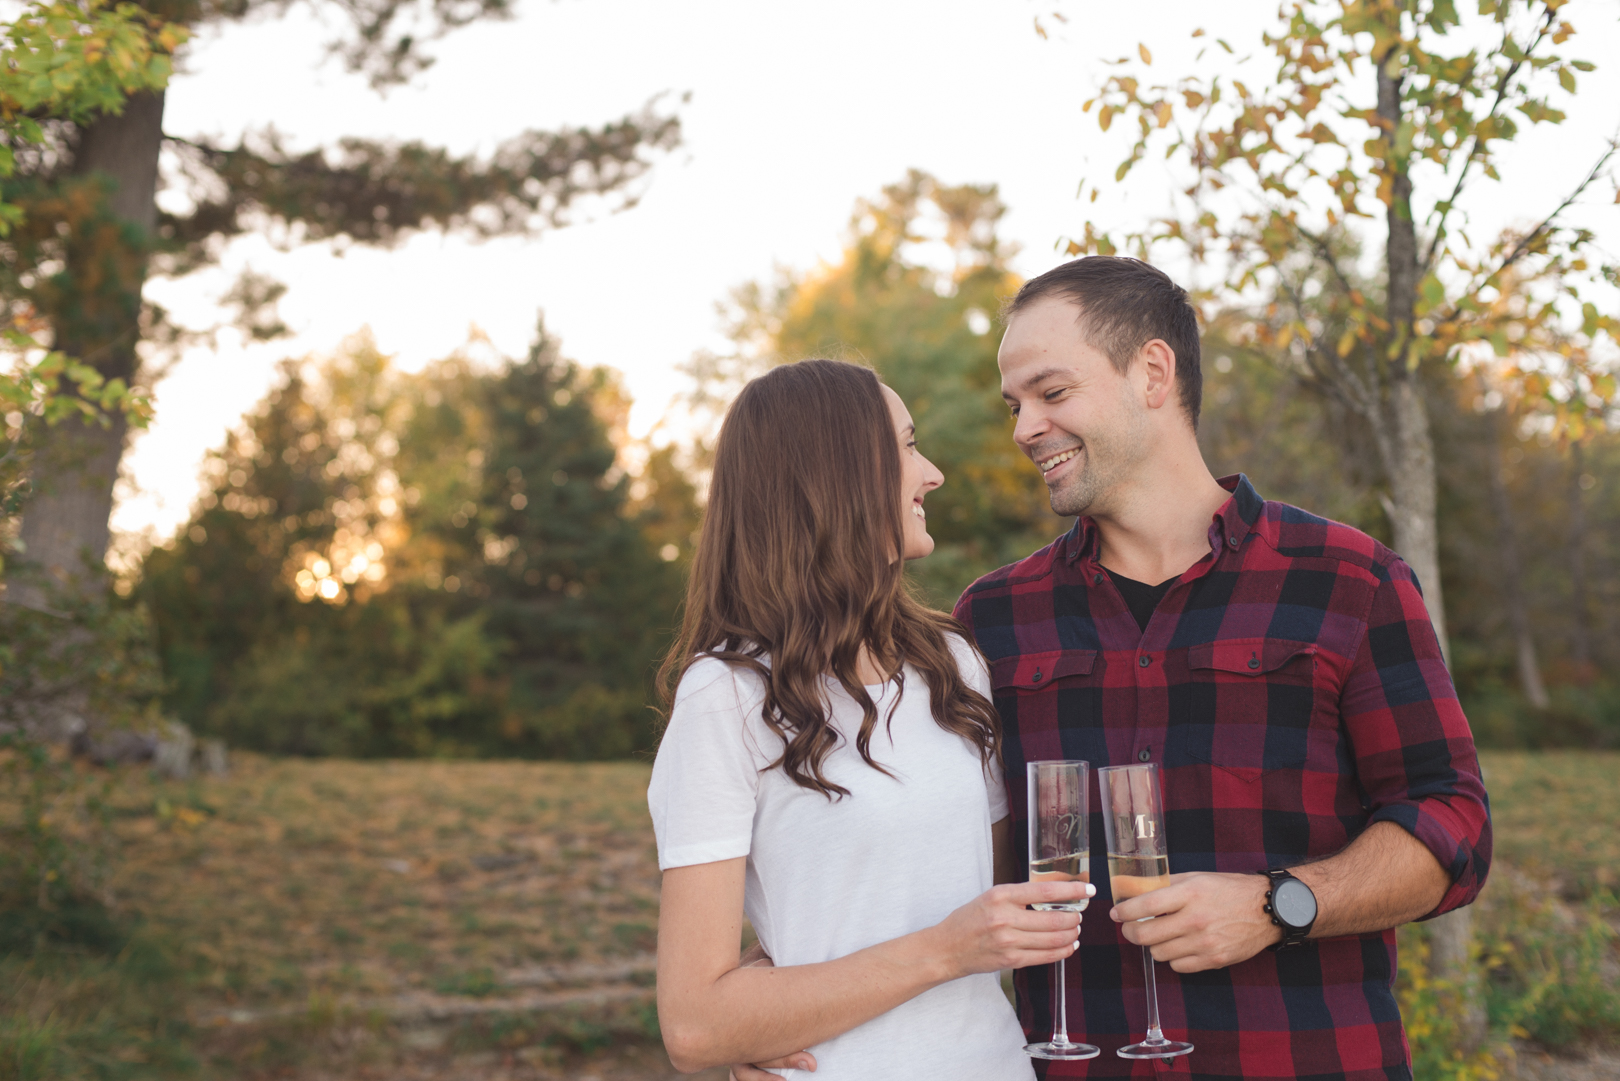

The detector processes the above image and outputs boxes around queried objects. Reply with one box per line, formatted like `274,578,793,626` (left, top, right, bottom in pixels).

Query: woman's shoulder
671,652,773,719
940,630,990,687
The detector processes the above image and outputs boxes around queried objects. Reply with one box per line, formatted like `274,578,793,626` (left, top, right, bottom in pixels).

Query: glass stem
1142,945,1165,1045
1052,954,1070,1046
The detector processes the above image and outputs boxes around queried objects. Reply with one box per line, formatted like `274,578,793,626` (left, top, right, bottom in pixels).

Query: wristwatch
1258,868,1318,951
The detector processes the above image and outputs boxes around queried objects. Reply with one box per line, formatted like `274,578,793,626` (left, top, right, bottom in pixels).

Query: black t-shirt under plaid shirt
952,475,1492,1081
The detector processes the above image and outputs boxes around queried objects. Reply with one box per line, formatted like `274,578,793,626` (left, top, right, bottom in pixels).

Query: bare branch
1421,6,1558,273
1437,130,1619,323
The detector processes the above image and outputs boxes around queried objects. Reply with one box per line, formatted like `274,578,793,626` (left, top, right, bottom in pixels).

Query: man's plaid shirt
953,475,1491,1081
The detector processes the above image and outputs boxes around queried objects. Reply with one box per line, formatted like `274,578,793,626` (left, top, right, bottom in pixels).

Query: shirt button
1139,655,1151,668
1138,748,1151,762
1228,534,1240,548
1093,573,1105,585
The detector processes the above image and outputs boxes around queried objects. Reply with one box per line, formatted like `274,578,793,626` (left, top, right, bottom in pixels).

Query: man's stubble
1045,392,1152,520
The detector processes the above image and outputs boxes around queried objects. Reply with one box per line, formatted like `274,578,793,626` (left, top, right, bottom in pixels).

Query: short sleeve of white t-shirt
646,657,767,870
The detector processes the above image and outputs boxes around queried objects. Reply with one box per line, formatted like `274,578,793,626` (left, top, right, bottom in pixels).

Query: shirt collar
1061,473,1264,565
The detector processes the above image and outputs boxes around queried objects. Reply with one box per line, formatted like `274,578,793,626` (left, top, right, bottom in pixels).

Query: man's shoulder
957,535,1067,602
1253,499,1407,582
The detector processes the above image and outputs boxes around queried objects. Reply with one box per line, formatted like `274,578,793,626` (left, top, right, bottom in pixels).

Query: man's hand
728,947,818,1079
1111,872,1281,972
730,1051,817,1080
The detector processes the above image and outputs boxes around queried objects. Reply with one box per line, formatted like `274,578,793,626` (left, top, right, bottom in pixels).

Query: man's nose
1013,406,1047,448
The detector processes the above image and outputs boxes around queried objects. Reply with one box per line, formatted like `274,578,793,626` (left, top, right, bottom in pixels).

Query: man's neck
1092,453,1232,586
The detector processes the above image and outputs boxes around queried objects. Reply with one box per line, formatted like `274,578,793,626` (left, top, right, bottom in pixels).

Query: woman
649,359,1091,1079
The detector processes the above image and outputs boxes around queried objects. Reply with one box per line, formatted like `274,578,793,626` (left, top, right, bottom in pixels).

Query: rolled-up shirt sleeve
1339,558,1492,916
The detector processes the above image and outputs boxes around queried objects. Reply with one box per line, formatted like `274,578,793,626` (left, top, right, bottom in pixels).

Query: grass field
3,750,1617,1079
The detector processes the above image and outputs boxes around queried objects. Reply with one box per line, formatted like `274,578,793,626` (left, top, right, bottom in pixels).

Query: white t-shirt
648,636,1033,1081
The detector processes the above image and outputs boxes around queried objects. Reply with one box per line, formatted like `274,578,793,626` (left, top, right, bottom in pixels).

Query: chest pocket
990,649,1099,740
1178,638,1317,780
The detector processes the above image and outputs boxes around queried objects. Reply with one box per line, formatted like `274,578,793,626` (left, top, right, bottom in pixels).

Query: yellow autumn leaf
1139,43,1152,64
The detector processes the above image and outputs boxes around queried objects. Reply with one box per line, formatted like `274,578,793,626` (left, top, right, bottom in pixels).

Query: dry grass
110,755,662,1007
1477,751,1620,897
6,749,1616,1080
3,754,708,1080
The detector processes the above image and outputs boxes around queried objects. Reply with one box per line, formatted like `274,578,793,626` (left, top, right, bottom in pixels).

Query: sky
115,0,1620,545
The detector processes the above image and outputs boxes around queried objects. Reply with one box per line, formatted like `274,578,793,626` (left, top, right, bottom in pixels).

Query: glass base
1117,1039,1194,1060
1025,1040,1101,1060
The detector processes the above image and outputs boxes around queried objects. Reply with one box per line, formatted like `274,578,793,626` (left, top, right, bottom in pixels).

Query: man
951,255,1491,1079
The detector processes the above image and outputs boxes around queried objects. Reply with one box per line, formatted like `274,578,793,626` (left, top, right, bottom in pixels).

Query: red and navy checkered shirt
952,475,1491,1081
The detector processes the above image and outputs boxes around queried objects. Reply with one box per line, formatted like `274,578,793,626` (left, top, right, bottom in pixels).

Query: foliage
138,328,680,759
158,105,683,273
1391,752,1620,1075
1395,931,1510,1081
1072,0,1617,430
0,0,185,232
693,169,1063,607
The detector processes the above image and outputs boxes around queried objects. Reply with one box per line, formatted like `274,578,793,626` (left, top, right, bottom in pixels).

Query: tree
692,170,1055,606
1066,0,1619,1040
1,0,178,586
139,326,680,758
3,0,681,609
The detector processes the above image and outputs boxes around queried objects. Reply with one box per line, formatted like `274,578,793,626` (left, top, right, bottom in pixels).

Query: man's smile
1038,447,1081,474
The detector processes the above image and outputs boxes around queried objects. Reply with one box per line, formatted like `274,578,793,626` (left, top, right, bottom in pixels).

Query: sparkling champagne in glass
1098,762,1194,1061
1022,760,1100,1061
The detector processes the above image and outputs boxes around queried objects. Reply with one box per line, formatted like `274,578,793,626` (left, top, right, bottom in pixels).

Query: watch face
1274,878,1318,928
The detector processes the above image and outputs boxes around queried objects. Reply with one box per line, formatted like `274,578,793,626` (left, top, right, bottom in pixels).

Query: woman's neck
853,645,891,686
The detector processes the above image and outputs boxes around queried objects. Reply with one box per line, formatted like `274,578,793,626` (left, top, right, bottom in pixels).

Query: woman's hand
931,880,1094,980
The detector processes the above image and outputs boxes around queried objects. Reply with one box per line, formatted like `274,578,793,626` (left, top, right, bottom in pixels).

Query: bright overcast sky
117,0,1620,544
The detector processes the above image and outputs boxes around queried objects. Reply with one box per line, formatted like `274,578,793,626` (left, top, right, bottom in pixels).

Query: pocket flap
1188,638,1315,675
990,649,1096,691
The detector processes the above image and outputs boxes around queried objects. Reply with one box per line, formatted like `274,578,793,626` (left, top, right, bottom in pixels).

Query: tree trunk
1377,47,1480,1049
1379,377,1450,662
1568,439,1592,672
1482,400,1548,707
6,92,164,611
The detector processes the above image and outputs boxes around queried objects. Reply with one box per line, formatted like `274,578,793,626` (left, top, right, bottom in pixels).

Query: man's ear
1138,339,1177,412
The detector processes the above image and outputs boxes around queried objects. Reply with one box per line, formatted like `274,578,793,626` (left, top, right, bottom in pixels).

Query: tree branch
1421,6,1558,273
155,99,683,270
1436,130,1618,324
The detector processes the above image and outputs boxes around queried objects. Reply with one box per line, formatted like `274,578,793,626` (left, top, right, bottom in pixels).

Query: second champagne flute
1022,760,1099,1061
1099,762,1194,1061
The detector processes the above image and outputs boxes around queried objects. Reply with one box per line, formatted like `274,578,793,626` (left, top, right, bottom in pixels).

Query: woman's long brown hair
657,359,1001,798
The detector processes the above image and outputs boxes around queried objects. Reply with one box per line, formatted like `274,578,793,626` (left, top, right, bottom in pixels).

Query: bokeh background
3,1,1619,1078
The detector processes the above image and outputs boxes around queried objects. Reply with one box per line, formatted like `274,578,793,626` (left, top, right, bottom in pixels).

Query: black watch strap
1258,868,1317,951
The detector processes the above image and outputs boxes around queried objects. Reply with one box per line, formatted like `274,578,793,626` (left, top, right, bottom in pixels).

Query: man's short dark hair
1004,256,1203,428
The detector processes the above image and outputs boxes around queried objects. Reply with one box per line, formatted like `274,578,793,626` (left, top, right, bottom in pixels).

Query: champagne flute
1098,762,1193,1061
1022,760,1100,1061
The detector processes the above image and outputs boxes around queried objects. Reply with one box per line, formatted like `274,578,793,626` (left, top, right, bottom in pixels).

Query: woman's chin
903,535,935,561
